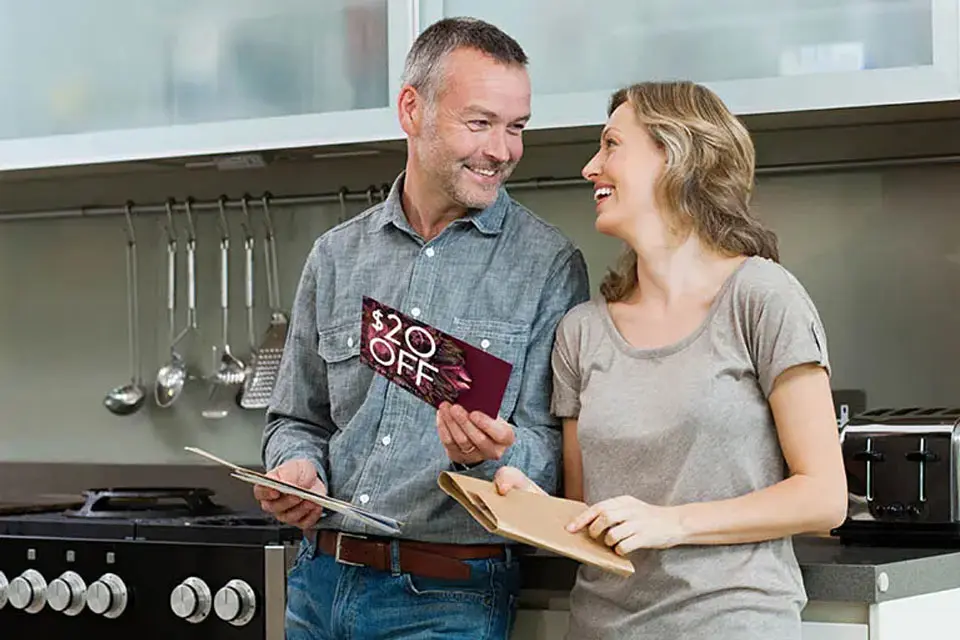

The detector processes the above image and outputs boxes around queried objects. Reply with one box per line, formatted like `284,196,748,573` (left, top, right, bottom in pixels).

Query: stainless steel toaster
832,407,960,546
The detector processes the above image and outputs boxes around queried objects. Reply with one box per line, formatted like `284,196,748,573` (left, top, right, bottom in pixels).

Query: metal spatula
241,194,289,410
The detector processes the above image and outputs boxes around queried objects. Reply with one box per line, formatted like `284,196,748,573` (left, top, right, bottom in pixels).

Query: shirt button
359,494,370,504
411,307,421,318
425,247,436,258
481,339,491,349
382,435,391,446
347,337,354,348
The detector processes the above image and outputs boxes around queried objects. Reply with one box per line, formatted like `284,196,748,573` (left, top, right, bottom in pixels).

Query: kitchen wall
1,128,960,466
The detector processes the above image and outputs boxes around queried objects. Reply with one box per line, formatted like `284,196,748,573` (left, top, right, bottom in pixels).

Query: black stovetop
0,486,300,545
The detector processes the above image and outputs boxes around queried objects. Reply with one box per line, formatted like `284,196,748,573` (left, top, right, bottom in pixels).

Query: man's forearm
262,415,336,487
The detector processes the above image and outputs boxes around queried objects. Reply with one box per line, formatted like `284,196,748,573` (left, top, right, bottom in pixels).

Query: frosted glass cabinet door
420,0,960,127
0,0,413,170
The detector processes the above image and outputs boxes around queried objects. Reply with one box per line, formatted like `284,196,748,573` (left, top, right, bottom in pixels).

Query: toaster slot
905,438,940,505
851,442,884,501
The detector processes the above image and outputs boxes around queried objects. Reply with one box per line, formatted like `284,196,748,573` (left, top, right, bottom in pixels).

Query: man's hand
255,458,327,531
436,402,516,465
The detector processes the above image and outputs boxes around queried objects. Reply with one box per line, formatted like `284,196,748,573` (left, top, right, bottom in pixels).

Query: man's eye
469,120,490,128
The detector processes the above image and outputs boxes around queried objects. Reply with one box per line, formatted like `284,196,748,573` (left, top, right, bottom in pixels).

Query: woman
496,81,848,639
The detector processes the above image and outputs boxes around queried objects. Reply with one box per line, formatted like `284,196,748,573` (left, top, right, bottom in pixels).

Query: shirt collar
371,172,508,236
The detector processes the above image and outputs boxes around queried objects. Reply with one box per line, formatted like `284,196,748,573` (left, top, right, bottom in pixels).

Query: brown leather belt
316,530,505,580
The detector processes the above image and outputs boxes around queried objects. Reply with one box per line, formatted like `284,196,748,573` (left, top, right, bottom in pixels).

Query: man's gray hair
401,17,528,101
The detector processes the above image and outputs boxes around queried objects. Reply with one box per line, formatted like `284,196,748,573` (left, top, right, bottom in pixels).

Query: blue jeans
285,535,521,639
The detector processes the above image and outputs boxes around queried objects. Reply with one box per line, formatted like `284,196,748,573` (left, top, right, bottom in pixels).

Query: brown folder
438,472,635,577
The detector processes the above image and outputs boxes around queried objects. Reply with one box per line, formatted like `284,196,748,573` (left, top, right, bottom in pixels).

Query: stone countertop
517,536,960,604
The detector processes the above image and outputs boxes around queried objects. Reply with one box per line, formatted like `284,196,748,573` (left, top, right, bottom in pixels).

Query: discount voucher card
359,296,513,418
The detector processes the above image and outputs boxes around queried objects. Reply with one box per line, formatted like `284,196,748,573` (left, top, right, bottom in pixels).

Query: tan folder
438,472,635,577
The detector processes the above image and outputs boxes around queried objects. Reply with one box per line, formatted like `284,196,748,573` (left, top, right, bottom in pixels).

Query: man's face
414,48,531,210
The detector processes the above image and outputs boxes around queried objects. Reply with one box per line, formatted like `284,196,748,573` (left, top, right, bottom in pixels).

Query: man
257,17,590,640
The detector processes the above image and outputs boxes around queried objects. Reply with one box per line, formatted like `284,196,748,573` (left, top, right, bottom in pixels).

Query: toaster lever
852,451,885,462
905,451,940,462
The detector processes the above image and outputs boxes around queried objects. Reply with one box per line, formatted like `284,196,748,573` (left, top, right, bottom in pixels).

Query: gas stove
0,487,300,640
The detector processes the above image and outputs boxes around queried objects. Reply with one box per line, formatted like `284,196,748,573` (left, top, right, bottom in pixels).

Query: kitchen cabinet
0,0,958,173
510,593,960,640
422,0,959,125
0,0,412,171
510,539,960,640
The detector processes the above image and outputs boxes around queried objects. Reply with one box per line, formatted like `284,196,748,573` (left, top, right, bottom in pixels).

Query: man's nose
484,129,510,164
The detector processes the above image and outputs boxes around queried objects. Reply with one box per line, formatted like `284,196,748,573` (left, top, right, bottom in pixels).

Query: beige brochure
438,471,635,577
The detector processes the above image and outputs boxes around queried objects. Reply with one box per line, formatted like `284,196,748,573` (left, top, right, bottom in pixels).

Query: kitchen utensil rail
2,152,959,223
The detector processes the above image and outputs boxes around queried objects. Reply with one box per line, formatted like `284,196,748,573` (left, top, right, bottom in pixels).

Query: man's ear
398,86,423,137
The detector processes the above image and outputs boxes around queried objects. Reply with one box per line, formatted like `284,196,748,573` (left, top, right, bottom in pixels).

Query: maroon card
360,296,513,418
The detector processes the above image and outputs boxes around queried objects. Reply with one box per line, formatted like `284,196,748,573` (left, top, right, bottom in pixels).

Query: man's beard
421,132,515,210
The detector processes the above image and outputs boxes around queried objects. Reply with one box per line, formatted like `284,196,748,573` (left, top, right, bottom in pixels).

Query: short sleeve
752,274,831,398
550,310,583,418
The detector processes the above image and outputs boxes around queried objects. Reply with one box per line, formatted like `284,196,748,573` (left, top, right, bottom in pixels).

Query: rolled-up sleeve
261,240,337,487
550,309,583,419
750,274,831,398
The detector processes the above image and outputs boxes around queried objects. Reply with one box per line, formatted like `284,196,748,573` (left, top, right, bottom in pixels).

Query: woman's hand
493,466,548,496
567,496,685,553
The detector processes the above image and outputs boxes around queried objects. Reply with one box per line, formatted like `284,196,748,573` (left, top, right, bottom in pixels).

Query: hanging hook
216,195,230,242
163,198,179,244
260,192,282,317
338,188,348,224
183,197,197,243
123,200,136,245
239,193,253,241
261,191,276,240
380,183,389,202
366,186,375,206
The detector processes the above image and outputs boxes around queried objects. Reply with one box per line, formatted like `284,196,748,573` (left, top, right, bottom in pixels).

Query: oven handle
264,544,299,640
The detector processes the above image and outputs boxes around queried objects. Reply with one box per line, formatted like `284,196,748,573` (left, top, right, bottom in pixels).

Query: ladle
104,202,145,415
155,198,198,407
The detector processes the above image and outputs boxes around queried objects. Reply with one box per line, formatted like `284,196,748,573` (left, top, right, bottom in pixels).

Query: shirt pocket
451,317,529,419
316,321,369,427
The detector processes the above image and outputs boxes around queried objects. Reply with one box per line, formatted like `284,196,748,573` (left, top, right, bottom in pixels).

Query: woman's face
581,103,669,246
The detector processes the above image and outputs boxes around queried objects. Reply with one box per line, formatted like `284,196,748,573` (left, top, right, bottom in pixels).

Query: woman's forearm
673,473,847,546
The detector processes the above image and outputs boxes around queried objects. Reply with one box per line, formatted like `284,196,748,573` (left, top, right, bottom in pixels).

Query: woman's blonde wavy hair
599,81,779,303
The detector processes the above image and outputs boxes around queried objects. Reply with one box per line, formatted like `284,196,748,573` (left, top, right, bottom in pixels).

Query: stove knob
9,569,47,614
171,577,212,623
86,573,128,619
47,571,87,616
0,571,9,610
214,579,257,626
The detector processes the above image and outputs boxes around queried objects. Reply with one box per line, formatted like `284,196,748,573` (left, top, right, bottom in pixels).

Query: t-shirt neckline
597,256,756,360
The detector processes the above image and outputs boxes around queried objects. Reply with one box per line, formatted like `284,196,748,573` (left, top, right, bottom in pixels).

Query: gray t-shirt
552,256,830,640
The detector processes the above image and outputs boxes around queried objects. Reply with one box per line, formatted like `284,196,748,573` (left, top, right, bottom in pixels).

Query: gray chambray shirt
262,173,590,543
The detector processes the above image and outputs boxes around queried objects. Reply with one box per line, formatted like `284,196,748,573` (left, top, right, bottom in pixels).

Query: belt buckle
334,531,367,567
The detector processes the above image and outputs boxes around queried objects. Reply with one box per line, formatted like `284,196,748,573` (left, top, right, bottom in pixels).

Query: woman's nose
582,151,601,181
